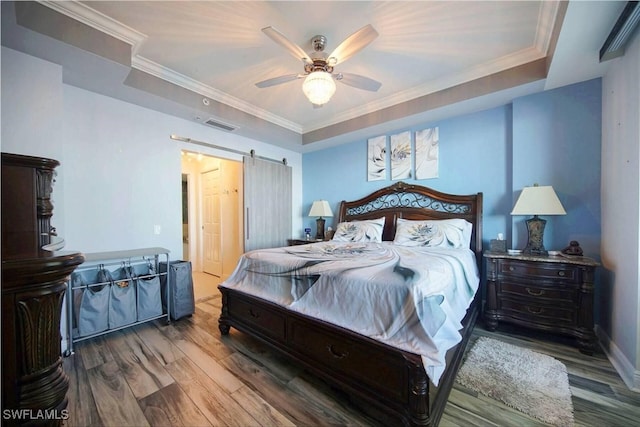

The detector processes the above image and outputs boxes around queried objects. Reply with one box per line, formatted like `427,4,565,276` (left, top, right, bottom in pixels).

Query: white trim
304,47,545,133
38,0,302,134
39,0,147,54
38,0,556,137
534,0,561,54
133,57,302,134
595,325,640,392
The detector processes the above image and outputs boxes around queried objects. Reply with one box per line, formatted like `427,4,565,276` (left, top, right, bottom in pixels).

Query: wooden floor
63,294,640,426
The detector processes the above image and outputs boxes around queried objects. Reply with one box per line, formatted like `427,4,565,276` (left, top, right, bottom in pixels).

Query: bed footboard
218,287,478,426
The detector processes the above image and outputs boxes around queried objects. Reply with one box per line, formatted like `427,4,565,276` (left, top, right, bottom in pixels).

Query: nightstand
484,251,599,354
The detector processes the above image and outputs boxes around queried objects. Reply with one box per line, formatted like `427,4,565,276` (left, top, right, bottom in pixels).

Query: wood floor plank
171,316,236,361
131,322,185,366
287,375,378,426
63,351,102,426
77,334,115,370
570,386,640,425
64,297,640,427
229,386,296,427
162,330,245,393
138,382,212,426
106,328,175,399
442,386,545,427
85,360,150,427
218,351,339,426
166,356,268,427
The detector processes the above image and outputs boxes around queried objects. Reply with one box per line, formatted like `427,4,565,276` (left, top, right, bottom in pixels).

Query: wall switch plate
154,225,161,235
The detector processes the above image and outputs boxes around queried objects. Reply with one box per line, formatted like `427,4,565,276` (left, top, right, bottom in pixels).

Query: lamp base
522,215,548,256
315,217,326,240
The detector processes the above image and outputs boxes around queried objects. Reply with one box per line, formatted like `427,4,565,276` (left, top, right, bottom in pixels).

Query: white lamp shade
302,71,336,105
511,185,567,216
308,200,333,217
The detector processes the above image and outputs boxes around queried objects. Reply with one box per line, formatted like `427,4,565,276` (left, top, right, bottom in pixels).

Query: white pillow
332,217,385,243
393,218,472,248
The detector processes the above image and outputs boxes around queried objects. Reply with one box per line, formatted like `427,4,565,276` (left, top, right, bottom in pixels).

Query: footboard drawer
288,319,409,403
226,293,286,342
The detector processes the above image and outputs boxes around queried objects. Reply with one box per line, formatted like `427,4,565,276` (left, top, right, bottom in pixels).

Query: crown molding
37,0,557,138
39,0,302,134
303,46,545,133
534,0,561,54
132,56,303,133
39,0,146,53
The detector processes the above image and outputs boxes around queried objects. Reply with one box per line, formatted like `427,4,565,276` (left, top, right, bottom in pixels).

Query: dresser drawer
499,260,577,282
501,298,576,325
500,280,576,303
288,319,408,402
226,293,286,342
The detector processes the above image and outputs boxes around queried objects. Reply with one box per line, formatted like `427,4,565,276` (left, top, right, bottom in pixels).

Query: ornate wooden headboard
337,182,483,265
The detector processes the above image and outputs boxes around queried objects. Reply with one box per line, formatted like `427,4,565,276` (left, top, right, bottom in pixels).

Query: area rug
455,337,574,426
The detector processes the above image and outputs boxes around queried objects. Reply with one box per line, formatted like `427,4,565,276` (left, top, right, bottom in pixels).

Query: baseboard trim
595,325,640,392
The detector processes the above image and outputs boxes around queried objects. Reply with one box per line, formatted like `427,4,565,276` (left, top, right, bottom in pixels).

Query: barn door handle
246,207,250,239
327,344,349,359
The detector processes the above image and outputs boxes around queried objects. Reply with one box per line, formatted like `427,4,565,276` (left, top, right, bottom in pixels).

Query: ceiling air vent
203,118,237,132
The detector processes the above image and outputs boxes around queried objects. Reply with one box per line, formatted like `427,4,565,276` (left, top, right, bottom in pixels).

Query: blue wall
302,79,602,257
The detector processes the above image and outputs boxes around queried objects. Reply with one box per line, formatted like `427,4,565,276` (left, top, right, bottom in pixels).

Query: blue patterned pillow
332,217,385,243
393,218,472,248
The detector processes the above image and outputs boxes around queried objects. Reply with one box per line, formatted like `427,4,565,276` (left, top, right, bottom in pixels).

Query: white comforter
220,241,480,385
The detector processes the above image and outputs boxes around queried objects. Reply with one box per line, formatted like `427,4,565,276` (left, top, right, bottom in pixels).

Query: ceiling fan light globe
302,71,336,105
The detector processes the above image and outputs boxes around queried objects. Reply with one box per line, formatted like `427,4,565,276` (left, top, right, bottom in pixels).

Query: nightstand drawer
500,280,576,303
499,260,577,282
501,299,575,324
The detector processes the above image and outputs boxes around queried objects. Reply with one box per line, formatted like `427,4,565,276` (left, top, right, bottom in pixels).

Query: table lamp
308,200,333,240
511,184,566,256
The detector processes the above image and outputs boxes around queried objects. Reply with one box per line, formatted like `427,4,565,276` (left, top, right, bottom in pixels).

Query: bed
218,182,483,426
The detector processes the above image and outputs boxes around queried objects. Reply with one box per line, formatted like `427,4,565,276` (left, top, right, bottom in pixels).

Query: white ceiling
0,1,629,151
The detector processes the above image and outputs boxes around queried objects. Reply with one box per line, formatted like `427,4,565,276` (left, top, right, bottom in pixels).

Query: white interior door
202,168,222,276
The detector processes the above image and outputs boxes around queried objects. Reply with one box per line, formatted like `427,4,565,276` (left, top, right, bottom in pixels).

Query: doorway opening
180,151,244,301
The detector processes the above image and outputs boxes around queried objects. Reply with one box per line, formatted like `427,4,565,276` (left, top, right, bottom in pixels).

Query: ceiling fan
255,24,382,106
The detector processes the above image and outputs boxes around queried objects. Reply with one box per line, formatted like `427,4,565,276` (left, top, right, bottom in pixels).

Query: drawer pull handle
558,271,566,277
526,288,544,296
248,309,260,318
527,306,543,314
509,267,515,272
327,344,349,360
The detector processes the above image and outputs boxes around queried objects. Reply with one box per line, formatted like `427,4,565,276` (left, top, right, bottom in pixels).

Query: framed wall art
415,127,439,179
367,135,387,181
390,131,412,180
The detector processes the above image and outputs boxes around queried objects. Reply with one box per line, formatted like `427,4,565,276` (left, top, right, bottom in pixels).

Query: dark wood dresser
2,152,84,426
484,251,599,354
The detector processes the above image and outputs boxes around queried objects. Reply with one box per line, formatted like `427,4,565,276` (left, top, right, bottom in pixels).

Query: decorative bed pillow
393,218,472,248
332,217,385,243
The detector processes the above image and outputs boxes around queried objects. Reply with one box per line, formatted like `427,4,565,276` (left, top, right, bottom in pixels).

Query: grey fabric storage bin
132,264,163,321
109,267,137,328
160,260,195,320
72,269,110,337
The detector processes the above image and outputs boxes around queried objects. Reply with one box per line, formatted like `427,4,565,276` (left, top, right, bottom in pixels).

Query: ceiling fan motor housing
305,59,333,74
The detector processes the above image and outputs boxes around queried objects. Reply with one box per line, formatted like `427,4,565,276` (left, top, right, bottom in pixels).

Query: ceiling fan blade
262,26,312,65
327,24,378,66
255,74,304,88
334,73,382,92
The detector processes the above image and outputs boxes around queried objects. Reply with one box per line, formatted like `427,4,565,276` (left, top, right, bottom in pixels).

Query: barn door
243,156,292,252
